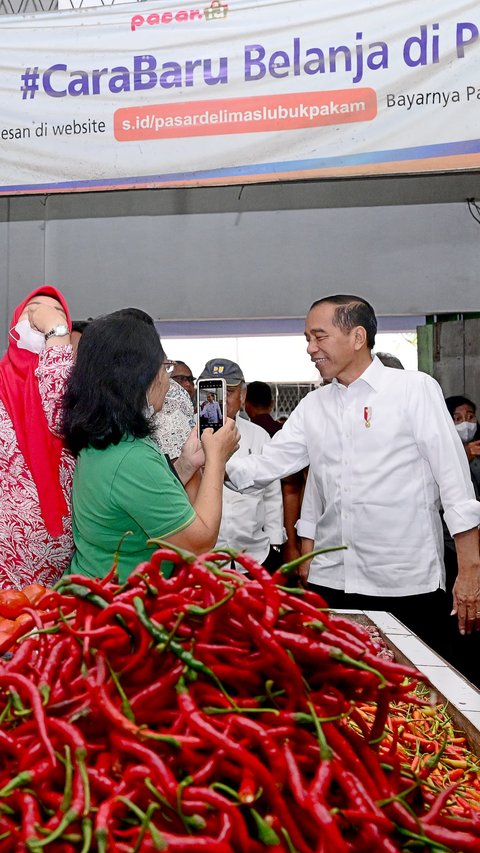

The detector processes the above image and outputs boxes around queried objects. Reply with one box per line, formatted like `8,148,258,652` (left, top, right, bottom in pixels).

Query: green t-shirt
70,436,195,582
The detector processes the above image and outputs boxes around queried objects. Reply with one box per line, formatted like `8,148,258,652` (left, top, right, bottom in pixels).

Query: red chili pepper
230,715,288,788
129,662,183,716
184,785,252,850
0,728,21,760
48,638,82,704
241,613,308,709
109,732,178,801
16,790,42,847
0,673,56,766
282,744,347,853
56,574,115,603
224,552,281,627
421,780,463,825
37,636,72,694
86,766,115,798
176,679,312,853
0,814,20,852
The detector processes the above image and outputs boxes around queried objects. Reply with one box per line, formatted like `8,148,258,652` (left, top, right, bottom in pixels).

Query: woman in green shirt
61,309,239,582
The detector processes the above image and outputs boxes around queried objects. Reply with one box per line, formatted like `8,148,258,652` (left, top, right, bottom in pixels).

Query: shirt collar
331,355,385,392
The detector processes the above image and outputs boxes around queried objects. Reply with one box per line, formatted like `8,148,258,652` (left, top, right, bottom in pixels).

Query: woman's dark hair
310,294,377,349
444,395,476,417
106,307,155,325
62,311,165,456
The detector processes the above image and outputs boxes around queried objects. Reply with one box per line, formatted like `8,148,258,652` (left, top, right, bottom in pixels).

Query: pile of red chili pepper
0,546,479,852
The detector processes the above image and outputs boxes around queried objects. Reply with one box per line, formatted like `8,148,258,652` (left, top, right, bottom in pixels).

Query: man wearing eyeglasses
171,361,196,403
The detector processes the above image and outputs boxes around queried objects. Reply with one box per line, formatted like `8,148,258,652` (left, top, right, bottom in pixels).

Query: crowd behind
1,287,479,687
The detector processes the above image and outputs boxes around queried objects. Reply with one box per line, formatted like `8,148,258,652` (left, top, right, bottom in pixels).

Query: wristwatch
44,324,69,342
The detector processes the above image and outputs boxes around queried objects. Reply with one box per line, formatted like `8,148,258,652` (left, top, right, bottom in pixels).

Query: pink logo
130,4,229,32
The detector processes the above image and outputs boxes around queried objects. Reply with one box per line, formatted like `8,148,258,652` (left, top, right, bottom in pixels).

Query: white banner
1,0,480,194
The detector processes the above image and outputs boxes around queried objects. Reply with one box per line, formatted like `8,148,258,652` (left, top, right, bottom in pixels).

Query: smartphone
197,378,227,438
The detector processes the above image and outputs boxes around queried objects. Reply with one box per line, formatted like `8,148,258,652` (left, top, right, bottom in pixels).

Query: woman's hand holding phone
201,418,240,463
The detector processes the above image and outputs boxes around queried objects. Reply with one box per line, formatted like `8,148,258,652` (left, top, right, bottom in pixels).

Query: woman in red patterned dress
0,287,75,589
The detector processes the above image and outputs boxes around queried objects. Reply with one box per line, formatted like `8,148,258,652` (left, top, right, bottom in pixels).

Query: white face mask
455,420,477,443
10,318,45,354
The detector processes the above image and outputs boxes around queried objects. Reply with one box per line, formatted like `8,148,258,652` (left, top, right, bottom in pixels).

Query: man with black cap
198,358,284,571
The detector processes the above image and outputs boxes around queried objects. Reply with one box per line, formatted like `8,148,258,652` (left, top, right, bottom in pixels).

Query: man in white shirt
199,359,284,571
226,296,480,646
200,393,223,428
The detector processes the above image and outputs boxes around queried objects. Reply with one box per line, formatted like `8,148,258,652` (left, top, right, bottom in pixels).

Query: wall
1,178,480,351
418,318,480,405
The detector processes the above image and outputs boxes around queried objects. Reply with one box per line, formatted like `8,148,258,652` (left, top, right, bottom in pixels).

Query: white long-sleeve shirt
218,416,284,565
227,358,480,596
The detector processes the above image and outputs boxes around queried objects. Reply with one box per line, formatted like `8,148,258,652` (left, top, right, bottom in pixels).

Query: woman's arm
167,420,239,553
32,302,73,435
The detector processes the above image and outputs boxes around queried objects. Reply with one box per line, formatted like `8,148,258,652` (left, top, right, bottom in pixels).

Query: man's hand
298,537,314,589
202,418,240,463
452,527,480,635
452,566,480,634
282,540,301,565
298,559,312,589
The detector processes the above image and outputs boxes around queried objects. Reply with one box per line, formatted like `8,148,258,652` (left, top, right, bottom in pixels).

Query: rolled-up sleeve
262,477,285,545
412,374,480,536
295,470,317,539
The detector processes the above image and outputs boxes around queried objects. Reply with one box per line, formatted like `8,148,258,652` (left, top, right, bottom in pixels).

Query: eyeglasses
174,374,196,384
162,359,176,375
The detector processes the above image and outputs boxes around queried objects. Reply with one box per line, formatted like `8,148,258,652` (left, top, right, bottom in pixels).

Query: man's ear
353,325,367,350
240,385,247,407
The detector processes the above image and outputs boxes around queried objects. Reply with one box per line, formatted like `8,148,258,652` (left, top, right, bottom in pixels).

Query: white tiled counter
339,610,480,756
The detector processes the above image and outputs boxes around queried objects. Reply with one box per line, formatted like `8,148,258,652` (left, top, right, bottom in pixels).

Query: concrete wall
1,180,480,351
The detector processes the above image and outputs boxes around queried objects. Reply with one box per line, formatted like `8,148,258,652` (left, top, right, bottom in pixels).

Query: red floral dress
0,347,75,589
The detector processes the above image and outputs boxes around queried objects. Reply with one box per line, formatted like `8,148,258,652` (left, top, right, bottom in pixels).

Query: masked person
446,396,480,492
0,286,74,588
441,396,480,686
62,312,239,582
153,378,196,461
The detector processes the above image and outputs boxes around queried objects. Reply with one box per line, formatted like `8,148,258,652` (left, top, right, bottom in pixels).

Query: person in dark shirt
441,394,480,687
245,381,282,437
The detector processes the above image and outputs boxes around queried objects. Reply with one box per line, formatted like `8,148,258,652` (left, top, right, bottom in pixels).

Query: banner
1,0,480,194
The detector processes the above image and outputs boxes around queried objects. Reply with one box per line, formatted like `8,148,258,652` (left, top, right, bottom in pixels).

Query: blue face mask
455,420,477,443
10,318,45,354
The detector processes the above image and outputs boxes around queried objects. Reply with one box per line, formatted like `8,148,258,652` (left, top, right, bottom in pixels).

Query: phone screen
197,379,226,438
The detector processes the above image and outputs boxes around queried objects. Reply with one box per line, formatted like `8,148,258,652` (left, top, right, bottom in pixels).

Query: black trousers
441,547,480,689
306,584,449,660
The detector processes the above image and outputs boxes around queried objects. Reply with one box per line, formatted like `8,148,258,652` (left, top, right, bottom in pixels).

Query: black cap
199,358,244,386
